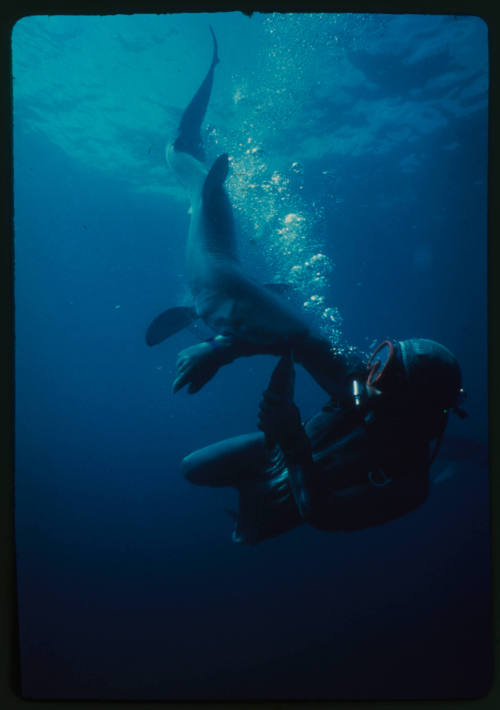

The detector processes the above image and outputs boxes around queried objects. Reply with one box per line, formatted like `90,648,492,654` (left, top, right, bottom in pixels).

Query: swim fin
146,306,198,346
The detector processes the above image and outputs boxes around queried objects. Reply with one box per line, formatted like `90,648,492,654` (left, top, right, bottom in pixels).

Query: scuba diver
152,28,467,544
173,335,466,544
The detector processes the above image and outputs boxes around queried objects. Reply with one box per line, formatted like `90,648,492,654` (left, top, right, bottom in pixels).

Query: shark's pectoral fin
146,306,198,346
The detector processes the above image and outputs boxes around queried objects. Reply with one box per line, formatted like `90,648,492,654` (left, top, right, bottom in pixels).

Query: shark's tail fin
173,27,219,163
209,25,219,66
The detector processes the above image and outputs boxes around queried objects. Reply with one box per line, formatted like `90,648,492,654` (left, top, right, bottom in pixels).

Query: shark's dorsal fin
201,153,237,258
146,306,198,346
202,153,229,203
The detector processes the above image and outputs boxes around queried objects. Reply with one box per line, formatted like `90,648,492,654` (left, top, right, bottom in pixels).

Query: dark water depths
12,12,490,700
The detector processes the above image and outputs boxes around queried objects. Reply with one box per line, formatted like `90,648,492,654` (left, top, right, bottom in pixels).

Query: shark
146,26,309,348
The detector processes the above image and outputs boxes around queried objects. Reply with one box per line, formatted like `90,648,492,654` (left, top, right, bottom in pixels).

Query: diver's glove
172,337,234,394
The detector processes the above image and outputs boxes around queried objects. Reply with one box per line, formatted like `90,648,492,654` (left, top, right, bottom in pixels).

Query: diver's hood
398,338,462,412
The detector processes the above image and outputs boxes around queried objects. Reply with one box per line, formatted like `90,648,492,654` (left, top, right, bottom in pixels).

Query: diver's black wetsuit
181,336,431,545
295,396,430,532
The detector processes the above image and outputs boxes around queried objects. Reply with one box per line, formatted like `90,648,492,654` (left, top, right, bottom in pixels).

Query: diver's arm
212,332,360,398
293,334,361,399
173,331,360,396
173,335,293,394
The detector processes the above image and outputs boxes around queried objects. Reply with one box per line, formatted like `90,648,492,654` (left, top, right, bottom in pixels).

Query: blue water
12,12,490,700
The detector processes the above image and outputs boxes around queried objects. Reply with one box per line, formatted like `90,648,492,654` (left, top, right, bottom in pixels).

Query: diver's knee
181,452,202,485
182,449,218,486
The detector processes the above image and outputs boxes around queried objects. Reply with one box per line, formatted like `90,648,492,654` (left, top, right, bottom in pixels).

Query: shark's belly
185,198,308,344
189,253,309,344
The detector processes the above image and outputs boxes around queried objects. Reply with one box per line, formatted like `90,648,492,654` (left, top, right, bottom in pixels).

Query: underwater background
12,12,490,700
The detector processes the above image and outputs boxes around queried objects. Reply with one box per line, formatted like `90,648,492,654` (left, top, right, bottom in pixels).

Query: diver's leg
182,432,268,487
173,26,219,162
